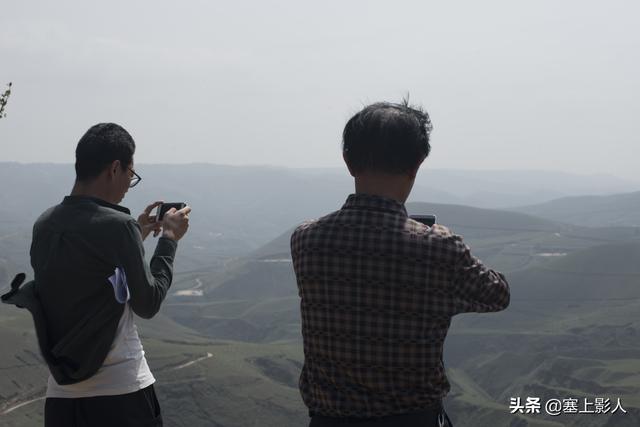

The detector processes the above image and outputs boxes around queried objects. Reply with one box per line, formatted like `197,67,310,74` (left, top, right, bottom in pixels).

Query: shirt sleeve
118,219,178,319
448,235,510,314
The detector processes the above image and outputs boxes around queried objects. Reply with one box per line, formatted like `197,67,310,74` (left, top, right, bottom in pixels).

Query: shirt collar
62,195,131,215
342,193,408,217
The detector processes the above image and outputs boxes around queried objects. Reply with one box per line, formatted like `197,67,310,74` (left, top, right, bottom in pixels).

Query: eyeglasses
129,169,142,188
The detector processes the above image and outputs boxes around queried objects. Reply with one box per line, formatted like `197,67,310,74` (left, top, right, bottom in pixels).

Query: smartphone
158,202,186,220
410,214,437,227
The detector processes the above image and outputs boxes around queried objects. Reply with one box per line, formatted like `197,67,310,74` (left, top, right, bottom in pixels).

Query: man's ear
108,160,121,179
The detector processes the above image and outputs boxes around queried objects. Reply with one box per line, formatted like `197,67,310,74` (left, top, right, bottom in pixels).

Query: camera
157,202,187,220
410,214,437,227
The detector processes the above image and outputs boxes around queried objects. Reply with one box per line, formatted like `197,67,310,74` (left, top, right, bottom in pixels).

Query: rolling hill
511,190,640,227
163,202,640,346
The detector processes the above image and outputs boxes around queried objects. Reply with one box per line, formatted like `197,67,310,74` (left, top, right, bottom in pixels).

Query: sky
1,0,639,181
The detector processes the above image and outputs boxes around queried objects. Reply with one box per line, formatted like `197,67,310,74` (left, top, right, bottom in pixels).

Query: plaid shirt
290,192,510,418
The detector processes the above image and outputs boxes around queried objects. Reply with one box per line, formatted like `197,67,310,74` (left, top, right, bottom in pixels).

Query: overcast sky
1,0,639,181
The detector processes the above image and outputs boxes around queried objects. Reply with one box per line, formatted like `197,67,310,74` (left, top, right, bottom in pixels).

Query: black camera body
158,202,186,220
410,214,437,227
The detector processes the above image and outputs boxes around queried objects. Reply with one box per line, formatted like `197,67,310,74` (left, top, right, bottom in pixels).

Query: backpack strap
1,273,27,304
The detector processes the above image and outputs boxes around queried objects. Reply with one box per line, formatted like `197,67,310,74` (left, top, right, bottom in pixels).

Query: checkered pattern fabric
290,193,510,417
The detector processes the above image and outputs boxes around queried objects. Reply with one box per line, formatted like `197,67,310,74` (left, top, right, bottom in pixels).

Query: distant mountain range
0,162,637,252
1,163,637,218
511,191,640,227
297,167,640,207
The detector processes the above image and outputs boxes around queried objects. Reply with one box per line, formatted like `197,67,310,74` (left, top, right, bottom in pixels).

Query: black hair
75,123,136,181
342,99,433,174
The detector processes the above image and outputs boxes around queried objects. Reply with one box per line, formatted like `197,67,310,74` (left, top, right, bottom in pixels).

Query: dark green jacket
1,195,177,385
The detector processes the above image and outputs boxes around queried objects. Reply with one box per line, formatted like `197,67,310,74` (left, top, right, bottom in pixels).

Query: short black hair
342,100,432,174
75,123,136,181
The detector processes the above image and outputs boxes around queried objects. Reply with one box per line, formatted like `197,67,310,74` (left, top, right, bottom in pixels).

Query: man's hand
161,205,191,242
137,200,164,241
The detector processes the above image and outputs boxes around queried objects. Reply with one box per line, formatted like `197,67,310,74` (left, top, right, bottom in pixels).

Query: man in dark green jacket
3,123,191,426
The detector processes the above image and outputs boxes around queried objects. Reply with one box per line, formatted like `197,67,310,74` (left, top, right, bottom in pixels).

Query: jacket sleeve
118,219,178,319
448,235,510,314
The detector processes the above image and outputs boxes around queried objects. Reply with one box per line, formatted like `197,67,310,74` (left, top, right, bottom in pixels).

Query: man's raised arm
118,205,191,319
449,235,510,314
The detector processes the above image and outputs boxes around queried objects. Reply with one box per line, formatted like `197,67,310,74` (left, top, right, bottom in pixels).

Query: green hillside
0,306,308,427
509,240,640,302
3,198,640,426
166,230,640,426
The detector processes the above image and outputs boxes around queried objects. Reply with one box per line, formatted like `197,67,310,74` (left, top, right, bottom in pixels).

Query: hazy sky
1,0,639,181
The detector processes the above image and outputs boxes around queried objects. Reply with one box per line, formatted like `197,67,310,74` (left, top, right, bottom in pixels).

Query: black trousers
309,408,453,427
44,384,162,427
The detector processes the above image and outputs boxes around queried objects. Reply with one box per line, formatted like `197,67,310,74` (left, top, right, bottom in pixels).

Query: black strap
1,273,26,303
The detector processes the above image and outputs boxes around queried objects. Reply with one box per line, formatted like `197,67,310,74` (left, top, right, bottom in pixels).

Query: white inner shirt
46,303,155,398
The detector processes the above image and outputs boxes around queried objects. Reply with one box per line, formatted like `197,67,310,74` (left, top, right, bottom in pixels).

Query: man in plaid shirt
290,101,510,427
